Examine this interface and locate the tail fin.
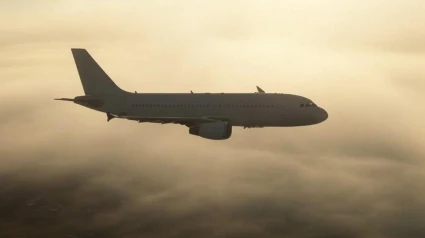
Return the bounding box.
[71,48,126,95]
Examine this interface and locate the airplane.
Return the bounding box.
[55,49,328,140]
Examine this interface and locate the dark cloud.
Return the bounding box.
[1,110,424,238]
[1,150,425,237]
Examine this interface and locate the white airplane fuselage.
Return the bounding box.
[75,92,328,128]
[57,49,328,140]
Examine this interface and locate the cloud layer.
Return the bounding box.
[1,0,425,237]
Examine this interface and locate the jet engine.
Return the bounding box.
[189,121,232,140]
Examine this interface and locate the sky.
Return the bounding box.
[1,0,425,237]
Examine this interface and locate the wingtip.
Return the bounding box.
[256,86,265,93]
[106,112,116,122]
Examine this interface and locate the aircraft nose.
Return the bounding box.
[317,107,328,123]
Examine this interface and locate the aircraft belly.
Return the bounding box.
[126,107,289,127]
[227,112,274,127]
[279,112,312,127]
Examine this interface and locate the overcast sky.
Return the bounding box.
[1,0,425,237]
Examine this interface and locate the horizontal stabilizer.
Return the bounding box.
[54,98,75,102]
[54,97,104,108]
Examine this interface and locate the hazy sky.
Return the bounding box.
[1,0,425,237]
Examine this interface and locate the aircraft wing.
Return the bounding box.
[111,114,228,126]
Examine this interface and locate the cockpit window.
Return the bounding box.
[301,102,317,108]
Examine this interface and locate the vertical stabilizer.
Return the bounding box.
[71,48,126,95]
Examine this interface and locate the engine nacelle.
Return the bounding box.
[189,121,232,140]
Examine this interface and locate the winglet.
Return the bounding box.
[106,112,116,122]
[256,86,265,93]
